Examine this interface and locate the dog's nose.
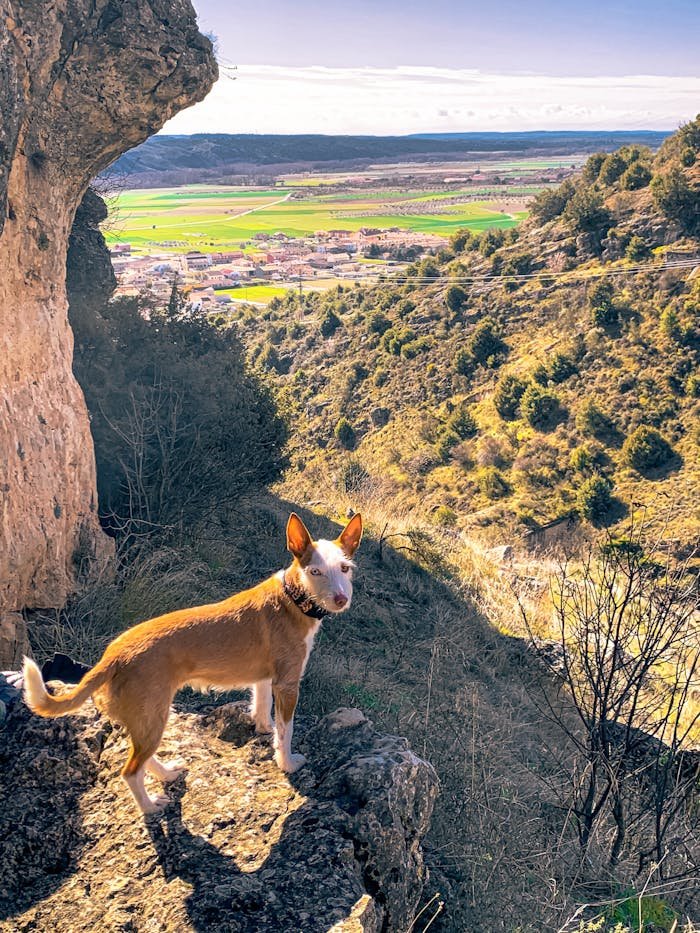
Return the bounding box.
[334,593,348,608]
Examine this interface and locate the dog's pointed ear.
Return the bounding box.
[338,513,363,557]
[287,512,313,560]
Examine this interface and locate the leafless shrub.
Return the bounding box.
[517,522,700,890]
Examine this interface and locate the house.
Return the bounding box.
[185,251,211,271]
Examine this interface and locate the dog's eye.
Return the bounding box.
[340,564,349,573]
[309,568,322,576]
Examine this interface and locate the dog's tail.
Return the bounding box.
[23,656,114,717]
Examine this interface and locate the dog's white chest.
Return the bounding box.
[301,620,321,675]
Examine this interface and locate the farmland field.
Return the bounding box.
[103,183,529,253]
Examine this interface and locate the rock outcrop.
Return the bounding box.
[0,696,437,932]
[0,1,217,665]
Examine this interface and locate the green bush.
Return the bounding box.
[335,417,356,450]
[469,318,507,367]
[494,374,528,420]
[454,347,473,377]
[547,352,577,384]
[651,167,700,236]
[446,404,478,440]
[576,400,613,438]
[577,474,613,521]
[564,187,612,235]
[400,336,432,359]
[520,384,562,430]
[590,280,619,327]
[445,285,468,314]
[530,179,575,222]
[320,308,342,337]
[433,505,458,527]
[382,326,415,355]
[570,445,593,473]
[368,310,391,335]
[622,425,675,472]
[625,235,649,261]
[621,161,652,190]
[598,152,627,185]
[478,466,510,500]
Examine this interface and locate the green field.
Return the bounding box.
[104,184,528,252]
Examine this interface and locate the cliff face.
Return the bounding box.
[0,700,438,932]
[0,1,217,664]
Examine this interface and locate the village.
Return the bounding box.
[109,226,445,306]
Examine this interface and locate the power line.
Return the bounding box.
[360,257,698,287]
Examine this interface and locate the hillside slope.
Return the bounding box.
[229,116,699,552]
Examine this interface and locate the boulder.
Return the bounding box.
[0,699,437,932]
[0,1,217,664]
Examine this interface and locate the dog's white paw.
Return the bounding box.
[275,752,307,773]
[141,793,170,815]
[255,720,274,735]
[159,759,187,782]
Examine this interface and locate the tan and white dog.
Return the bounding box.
[23,512,362,814]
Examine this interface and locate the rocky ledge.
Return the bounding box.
[0,696,437,932]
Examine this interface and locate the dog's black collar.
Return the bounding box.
[282,573,329,620]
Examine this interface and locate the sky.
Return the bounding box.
[161,0,700,135]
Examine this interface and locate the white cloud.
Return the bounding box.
[161,64,700,135]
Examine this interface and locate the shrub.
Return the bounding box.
[685,373,700,397]
[368,310,391,335]
[334,417,356,450]
[570,445,593,473]
[621,161,652,190]
[70,294,287,537]
[340,458,370,493]
[382,326,415,355]
[449,228,473,252]
[520,384,562,430]
[446,404,478,440]
[373,367,388,387]
[598,152,627,185]
[547,352,576,384]
[625,235,649,261]
[532,364,549,386]
[445,285,468,314]
[589,280,619,327]
[478,228,505,257]
[530,179,575,222]
[478,466,510,500]
[433,505,458,527]
[454,347,473,377]
[494,374,528,420]
[576,474,613,521]
[651,167,699,236]
[469,318,507,367]
[436,429,460,462]
[320,308,342,337]
[400,336,432,359]
[564,187,611,235]
[576,400,613,438]
[622,425,675,472]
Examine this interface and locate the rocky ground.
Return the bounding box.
[0,683,437,933]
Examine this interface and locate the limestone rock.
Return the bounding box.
[0,700,437,932]
[0,1,217,663]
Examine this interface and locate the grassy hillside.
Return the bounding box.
[225,116,700,554]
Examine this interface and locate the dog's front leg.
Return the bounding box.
[272,682,306,773]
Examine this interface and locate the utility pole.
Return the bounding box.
[298,274,303,300]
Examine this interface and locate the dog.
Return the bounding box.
[23,512,362,814]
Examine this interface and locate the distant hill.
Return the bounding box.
[105,130,670,188]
